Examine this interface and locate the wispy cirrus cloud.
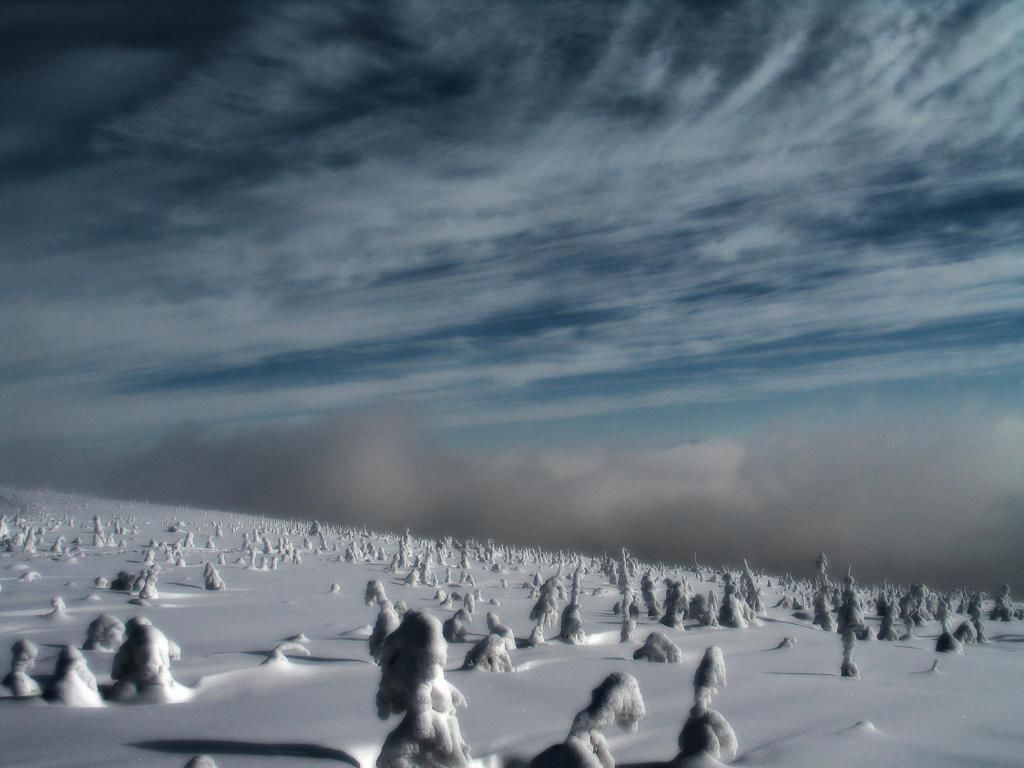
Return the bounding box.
[1,0,1023,449]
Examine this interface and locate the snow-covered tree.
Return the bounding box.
[677,647,737,764]
[620,610,635,643]
[443,609,472,644]
[366,580,388,607]
[531,578,560,629]
[877,601,899,641]
[203,562,226,591]
[559,597,587,645]
[376,611,471,768]
[641,571,661,618]
[44,646,103,707]
[527,623,546,647]
[661,580,687,629]
[840,630,860,677]
[836,569,866,637]
[990,585,1014,622]
[139,565,160,601]
[953,619,978,646]
[485,611,517,651]
[812,587,836,632]
[3,639,40,697]
[110,617,182,702]
[935,618,964,654]
[530,672,645,768]
[84,613,126,652]
[718,575,749,630]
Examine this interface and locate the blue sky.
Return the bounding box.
[1,1,1023,584]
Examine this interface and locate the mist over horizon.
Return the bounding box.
[4,405,1021,592]
[2,1,1023,594]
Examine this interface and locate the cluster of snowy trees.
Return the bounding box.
[767,554,1011,670]
[3,615,182,705]
[1,500,1020,768]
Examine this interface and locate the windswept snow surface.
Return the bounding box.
[0,489,1021,768]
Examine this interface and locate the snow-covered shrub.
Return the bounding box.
[632,631,682,663]
[203,562,226,591]
[443,609,472,643]
[530,672,645,768]
[84,613,126,651]
[376,611,471,768]
[677,647,737,764]
[262,641,311,666]
[46,595,68,619]
[370,601,402,664]
[111,570,135,591]
[462,634,514,672]
[877,602,899,641]
[718,575,748,630]
[953,619,978,645]
[3,639,40,697]
[110,617,182,701]
[935,618,964,654]
[44,646,103,707]
[366,580,388,607]
[527,623,546,647]
[559,599,587,645]
[486,611,516,651]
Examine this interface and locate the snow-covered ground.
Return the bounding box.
[1,489,1021,768]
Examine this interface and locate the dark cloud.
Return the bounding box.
[0,0,252,176]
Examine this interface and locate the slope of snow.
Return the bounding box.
[0,489,1021,768]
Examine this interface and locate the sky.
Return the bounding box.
[2,1,1023,588]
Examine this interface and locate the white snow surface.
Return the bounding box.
[0,489,1021,768]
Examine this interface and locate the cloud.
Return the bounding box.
[1,0,1023,611]
[6,406,1020,591]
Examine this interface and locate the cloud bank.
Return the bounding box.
[8,407,1020,591]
